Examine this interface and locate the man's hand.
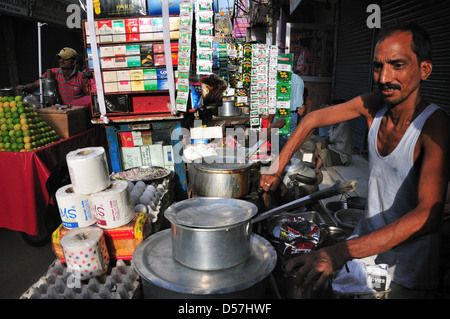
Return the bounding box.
[259,173,284,193]
[284,244,348,292]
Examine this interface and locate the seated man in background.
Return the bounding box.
[312,121,352,172]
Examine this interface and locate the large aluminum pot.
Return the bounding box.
[164,197,258,270]
[189,154,252,198]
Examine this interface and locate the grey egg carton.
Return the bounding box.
[20,259,141,299]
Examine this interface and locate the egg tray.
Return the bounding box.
[20,259,142,299]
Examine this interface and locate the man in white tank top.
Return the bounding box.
[260,23,449,298]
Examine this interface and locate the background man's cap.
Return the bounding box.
[56,47,77,59]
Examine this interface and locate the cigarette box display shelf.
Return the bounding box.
[82,16,180,118]
[95,117,188,201]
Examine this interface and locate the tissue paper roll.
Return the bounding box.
[66,147,111,194]
[91,180,134,229]
[55,184,96,228]
[60,227,110,280]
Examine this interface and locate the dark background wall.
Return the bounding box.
[0,14,83,87]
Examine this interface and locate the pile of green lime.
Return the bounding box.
[0,96,62,152]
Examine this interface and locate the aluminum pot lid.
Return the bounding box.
[164,197,257,228]
[132,230,277,295]
[192,155,252,170]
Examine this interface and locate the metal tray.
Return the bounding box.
[132,229,276,297]
[110,166,170,182]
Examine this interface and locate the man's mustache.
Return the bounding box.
[379,83,401,90]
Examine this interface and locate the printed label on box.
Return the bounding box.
[117,70,130,81]
[125,18,140,41]
[139,17,153,40]
[163,145,174,166]
[118,80,131,92]
[141,131,152,145]
[143,69,157,80]
[149,144,164,167]
[140,146,152,166]
[144,80,158,91]
[122,147,142,170]
[131,80,145,91]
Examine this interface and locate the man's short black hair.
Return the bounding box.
[376,22,432,64]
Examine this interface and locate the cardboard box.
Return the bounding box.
[101,57,115,69]
[143,68,157,80]
[157,79,168,90]
[102,70,117,83]
[36,105,86,139]
[104,82,118,93]
[144,80,157,91]
[117,70,130,81]
[153,54,165,66]
[100,46,114,58]
[126,44,141,67]
[121,147,142,169]
[152,18,163,40]
[139,17,153,41]
[156,68,167,79]
[130,69,144,81]
[117,70,131,92]
[98,20,112,43]
[149,144,164,167]
[94,0,147,18]
[140,145,152,165]
[153,43,164,53]
[113,45,127,68]
[169,17,180,39]
[112,19,126,42]
[125,18,140,41]
[163,145,174,166]
[140,44,154,67]
[51,213,151,262]
[190,126,223,139]
[131,80,145,91]
[141,130,152,145]
[120,131,143,147]
[118,80,131,92]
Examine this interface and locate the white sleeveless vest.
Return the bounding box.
[353,103,441,290]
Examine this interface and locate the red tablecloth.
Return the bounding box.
[0,126,107,235]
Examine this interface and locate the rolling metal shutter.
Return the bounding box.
[333,0,377,154]
[334,0,450,154]
[380,0,450,115]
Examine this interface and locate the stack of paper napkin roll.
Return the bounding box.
[56,146,134,230]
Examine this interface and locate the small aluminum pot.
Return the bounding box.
[164,197,258,271]
[171,222,253,270]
